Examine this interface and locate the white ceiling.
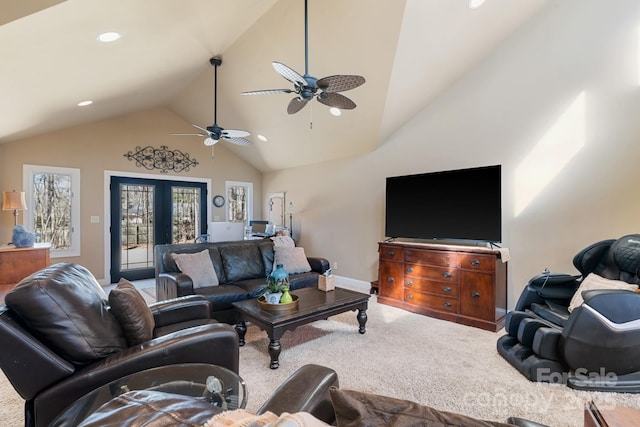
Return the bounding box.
[0,0,551,173]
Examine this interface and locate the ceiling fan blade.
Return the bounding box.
[317,75,366,93]
[222,129,250,138]
[170,133,208,137]
[192,124,211,134]
[242,89,294,96]
[287,97,309,114]
[317,92,357,110]
[273,62,307,87]
[223,136,253,147]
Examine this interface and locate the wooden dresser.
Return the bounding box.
[0,244,51,286]
[377,241,507,331]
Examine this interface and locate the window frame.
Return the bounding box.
[23,164,81,258]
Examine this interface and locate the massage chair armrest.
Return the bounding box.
[582,290,640,323]
[150,295,211,327]
[514,274,580,311]
[34,323,240,427]
[308,257,330,274]
[156,272,195,300]
[256,364,339,425]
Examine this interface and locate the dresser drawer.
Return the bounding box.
[458,253,495,272]
[405,264,457,283]
[404,290,457,313]
[404,277,458,297]
[405,249,457,267]
[379,244,404,262]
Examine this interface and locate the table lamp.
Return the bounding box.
[3,190,27,226]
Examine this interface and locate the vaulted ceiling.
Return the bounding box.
[0,0,550,172]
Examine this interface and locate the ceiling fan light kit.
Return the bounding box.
[171,57,252,156]
[242,0,365,115]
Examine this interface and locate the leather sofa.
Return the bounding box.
[497,234,640,392]
[155,239,330,323]
[0,262,239,427]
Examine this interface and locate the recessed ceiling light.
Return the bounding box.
[330,107,342,116]
[77,100,93,107]
[469,0,486,9]
[257,134,268,142]
[97,31,121,43]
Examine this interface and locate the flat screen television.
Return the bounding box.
[385,165,502,243]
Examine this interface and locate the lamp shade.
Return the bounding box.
[2,191,27,211]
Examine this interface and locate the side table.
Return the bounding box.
[584,400,640,426]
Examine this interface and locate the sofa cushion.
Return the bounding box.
[274,246,312,274]
[329,388,515,427]
[172,249,219,288]
[568,273,639,312]
[219,243,265,282]
[109,278,155,346]
[256,240,276,276]
[195,285,252,311]
[5,263,127,364]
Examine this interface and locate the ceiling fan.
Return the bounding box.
[172,57,252,156]
[242,0,365,115]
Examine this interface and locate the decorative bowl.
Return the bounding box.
[257,294,299,313]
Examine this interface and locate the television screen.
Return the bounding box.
[385,165,502,243]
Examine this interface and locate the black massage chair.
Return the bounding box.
[497,234,640,392]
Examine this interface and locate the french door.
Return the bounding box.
[110,176,207,282]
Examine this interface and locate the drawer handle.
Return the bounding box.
[406,280,413,286]
[471,291,480,298]
[471,260,480,266]
[407,267,413,273]
[407,293,413,300]
[443,286,452,293]
[387,277,394,283]
[388,251,395,257]
[443,302,452,308]
[443,272,452,278]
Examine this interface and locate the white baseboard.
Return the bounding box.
[333,275,371,293]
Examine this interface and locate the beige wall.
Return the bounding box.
[265,0,640,308]
[0,107,262,282]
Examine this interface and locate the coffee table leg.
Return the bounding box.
[357,308,367,334]
[236,320,247,346]
[268,338,281,369]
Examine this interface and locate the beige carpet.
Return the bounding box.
[1,290,639,426]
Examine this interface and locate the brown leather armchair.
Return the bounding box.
[0,262,239,427]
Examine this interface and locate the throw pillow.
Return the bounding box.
[329,388,515,427]
[568,273,639,312]
[171,249,219,288]
[271,236,295,247]
[109,278,155,346]
[274,246,312,274]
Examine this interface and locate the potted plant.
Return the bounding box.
[261,273,289,304]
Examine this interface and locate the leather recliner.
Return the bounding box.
[497,234,640,392]
[0,262,239,427]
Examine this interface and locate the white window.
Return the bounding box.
[23,165,81,257]
[225,181,253,224]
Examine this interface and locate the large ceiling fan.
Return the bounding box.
[172,57,252,156]
[242,0,365,115]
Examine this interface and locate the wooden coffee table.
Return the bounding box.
[232,287,370,369]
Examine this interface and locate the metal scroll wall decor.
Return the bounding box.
[124,145,198,174]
